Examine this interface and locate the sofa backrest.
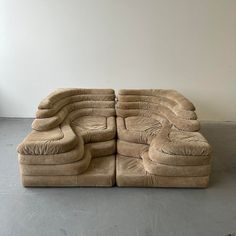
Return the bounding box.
[116,89,200,131]
[32,88,116,131]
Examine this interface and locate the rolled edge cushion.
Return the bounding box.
[117,140,212,166]
[32,108,116,131]
[37,99,115,118]
[118,89,195,111]
[141,151,211,177]
[38,88,115,109]
[17,123,78,155]
[19,148,91,176]
[19,138,116,165]
[18,135,84,165]
[116,108,200,132]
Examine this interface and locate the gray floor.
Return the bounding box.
[0,118,235,236]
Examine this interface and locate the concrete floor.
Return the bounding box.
[0,118,235,236]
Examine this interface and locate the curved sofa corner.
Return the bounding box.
[17,88,116,187]
[116,89,212,188]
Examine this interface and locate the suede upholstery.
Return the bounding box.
[17,88,212,188]
[17,89,116,187]
[116,89,212,188]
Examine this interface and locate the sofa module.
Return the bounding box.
[17,88,116,187]
[116,89,212,188]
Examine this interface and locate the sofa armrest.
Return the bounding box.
[17,122,78,155]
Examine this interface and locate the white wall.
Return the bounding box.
[0,0,236,120]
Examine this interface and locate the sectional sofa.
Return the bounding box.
[17,88,212,188]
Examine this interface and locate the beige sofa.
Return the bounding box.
[17,88,212,188]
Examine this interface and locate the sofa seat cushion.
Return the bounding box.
[150,129,212,159]
[73,116,107,130]
[71,116,116,143]
[117,116,162,144]
[116,155,209,188]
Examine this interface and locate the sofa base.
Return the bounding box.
[21,155,115,187]
[116,155,209,188]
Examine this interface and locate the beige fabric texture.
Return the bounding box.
[17,88,116,187]
[17,88,212,188]
[116,89,212,188]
